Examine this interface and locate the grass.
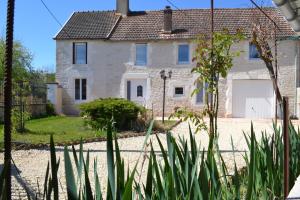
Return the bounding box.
[0,116,105,147]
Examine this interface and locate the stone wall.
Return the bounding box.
[56,39,299,118]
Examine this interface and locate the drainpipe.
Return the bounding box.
[296,42,300,118]
[273,0,300,32]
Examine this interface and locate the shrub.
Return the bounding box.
[46,101,56,116]
[12,107,31,133]
[79,98,144,131]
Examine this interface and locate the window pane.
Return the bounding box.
[196,82,204,103]
[127,81,131,100]
[175,87,184,95]
[75,79,80,100]
[75,43,87,64]
[137,85,143,97]
[81,79,87,100]
[136,44,147,65]
[205,82,212,103]
[178,44,189,64]
[249,43,259,59]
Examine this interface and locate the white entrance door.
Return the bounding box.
[128,79,147,106]
[232,80,274,119]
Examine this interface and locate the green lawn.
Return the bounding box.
[0,116,105,147]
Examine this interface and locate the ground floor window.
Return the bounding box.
[196,82,210,104]
[75,78,87,100]
[137,85,143,97]
[174,87,184,96]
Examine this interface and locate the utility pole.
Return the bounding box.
[4,0,16,198]
[209,0,214,134]
[283,97,290,198]
[274,23,278,124]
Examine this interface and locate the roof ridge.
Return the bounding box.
[74,10,116,14]
[73,7,277,14]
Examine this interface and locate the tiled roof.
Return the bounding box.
[55,11,120,39]
[54,8,296,41]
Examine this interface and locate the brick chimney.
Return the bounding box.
[163,6,172,34]
[116,0,129,16]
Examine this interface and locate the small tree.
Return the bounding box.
[173,30,244,148]
[193,30,244,140]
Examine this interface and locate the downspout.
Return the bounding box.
[296,41,300,118]
[273,0,300,32]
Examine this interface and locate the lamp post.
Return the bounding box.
[160,70,172,124]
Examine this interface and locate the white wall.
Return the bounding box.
[56,39,298,117]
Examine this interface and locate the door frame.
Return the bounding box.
[120,73,151,108]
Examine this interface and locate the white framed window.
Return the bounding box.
[75,78,87,100]
[174,87,184,97]
[135,44,147,66]
[73,42,87,64]
[178,44,190,64]
[249,43,260,59]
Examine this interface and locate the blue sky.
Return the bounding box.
[0,0,274,72]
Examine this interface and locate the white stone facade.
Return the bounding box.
[56,39,299,118]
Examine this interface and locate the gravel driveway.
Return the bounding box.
[1,118,298,199]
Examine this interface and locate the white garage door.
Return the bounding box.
[232,80,274,119]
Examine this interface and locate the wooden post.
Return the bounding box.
[283,96,290,198]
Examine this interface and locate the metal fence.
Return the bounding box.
[0,81,47,122]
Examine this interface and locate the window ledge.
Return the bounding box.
[173,95,186,99]
[248,57,261,61]
[74,100,87,104]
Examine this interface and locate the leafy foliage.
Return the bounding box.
[174,30,245,137]
[0,38,33,83]
[11,107,31,133]
[80,98,145,131]
[46,101,56,116]
[1,122,300,199]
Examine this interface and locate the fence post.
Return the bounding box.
[283,96,290,198]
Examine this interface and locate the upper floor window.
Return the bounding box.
[135,44,147,66]
[75,78,87,100]
[137,85,143,97]
[249,43,260,59]
[178,44,189,64]
[73,42,87,64]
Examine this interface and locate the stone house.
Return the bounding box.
[53,0,300,119]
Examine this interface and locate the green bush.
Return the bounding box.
[46,101,56,116]
[79,98,144,131]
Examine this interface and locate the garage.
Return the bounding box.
[232,79,275,119]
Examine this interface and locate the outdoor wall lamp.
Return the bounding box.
[160,69,172,124]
